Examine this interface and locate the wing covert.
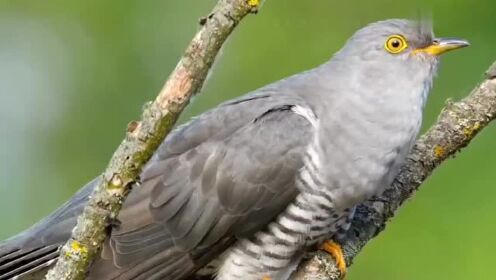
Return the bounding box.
[101,96,316,278]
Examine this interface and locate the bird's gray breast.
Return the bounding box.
[308,81,426,211]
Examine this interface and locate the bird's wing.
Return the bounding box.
[0,178,97,280]
[91,93,315,279]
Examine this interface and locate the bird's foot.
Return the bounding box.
[262,276,272,280]
[319,240,347,279]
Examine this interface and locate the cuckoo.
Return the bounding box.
[0,19,468,280]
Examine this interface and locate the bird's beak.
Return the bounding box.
[414,38,470,56]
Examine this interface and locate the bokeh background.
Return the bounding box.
[0,0,495,279]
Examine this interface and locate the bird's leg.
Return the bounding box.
[318,208,354,278]
[262,276,272,280]
[319,240,347,278]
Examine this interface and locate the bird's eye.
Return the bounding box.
[384,35,408,54]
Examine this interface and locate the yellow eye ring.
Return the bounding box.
[384,35,408,54]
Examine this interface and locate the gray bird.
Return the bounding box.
[0,19,468,280]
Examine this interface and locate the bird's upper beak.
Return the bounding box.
[414,37,470,56]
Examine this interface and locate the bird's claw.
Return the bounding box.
[319,240,347,279]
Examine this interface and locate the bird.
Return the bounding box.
[0,19,468,280]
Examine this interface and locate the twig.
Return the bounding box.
[44,1,260,279]
[293,61,496,279]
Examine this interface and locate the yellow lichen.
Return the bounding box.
[463,121,481,137]
[107,174,124,194]
[111,174,123,188]
[433,145,445,158]
[248,0,259,7]
[66,240,88,257]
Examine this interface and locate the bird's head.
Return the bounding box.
[334,19,469,77]
[325,19,469,105]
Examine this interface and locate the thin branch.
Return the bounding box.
[44,1,260,279]
[293,61,496,279]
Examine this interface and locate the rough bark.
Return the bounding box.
[44,1,260,279]
[292,61,496,279]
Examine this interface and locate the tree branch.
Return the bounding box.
[293,61,496,279]
[44,1,260,279]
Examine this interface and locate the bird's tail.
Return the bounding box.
[0,178,98,280]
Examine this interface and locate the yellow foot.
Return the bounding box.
[262,276,272,280]
[319,240,347,278]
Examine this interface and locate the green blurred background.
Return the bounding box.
[0,0,495,279]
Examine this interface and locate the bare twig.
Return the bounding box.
[44,1,261,279]
[293,62,496,279]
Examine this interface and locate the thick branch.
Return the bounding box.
[293,61,496,279]
[44,1,260,279]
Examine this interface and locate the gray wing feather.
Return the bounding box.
[0,178,98,279]
[0,90,315,280]
[93,93,314,278]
